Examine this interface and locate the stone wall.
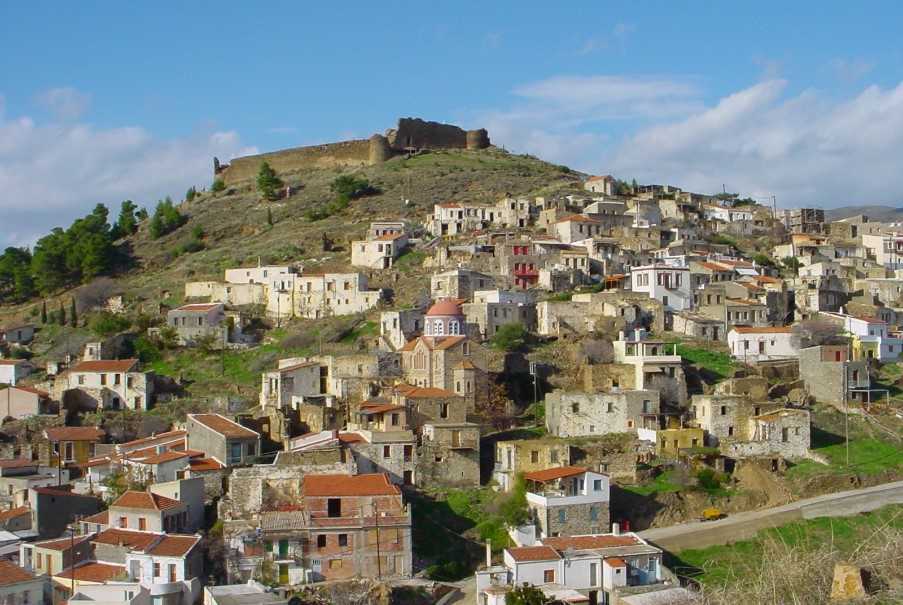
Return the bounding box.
[217,139,371,184]
[534,501,610,537]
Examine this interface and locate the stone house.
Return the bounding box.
[351,231,409,270]
[553,215,608,243]
[58,359,154,411]
[0,359,32,387]
[259,360,322,411]
[672,311,724,341]
[641,427,706,457]
[462,299,535,340]
[691,394,783,446]
[493,439,573,492]
[522,466,611,539]
[185,414,261,467]
[343,401,417,486]
[379,308,424,352]
[721,408,811,459]
[166,302,231,347]
[231,473,411,585]
[0,460,67,512]
[400,334,488,411]
[0,324,35,346]
[430,268,495,301]
[545,390,661,438]
[584,175,615,195]
[266,272,383,320]
[798,345,870,406]
[0,385,51,420]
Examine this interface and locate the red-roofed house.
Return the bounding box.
[57,358,153,411]
[186,414,260,467]
[476,529,666,605]
[400,332,488,411]
[522,467,611,539]
[108,490,189,534]
[238,473,411,585]
[0,559,45,604]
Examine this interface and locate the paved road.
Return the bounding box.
[639,480,903,552]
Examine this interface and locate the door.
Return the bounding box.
[279,539,289,558]
[279,563,289,585]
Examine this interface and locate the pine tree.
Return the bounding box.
[40,300,47,324]
[70,298,77,327]
[256,162,283,201]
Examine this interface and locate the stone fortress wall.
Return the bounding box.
[214,117,491,184]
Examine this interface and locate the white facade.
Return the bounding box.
[70,584,151,604]
[727,328,797,361]
[0,360,30,386]
[629,265,692,311]
[862,232,903,270]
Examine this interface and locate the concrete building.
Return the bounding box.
[0,559,46,604]
[266,272,383,320]
[475,531,668,605]
[727,326,797,362]
[612,330,686,406]
[799,345,870,406]
[0,325,35,346]
[186,414,261,467]
[493,439,573,493]
[430,268,495,301]
[351,231,409,269]
[58,359,153,411]
[379,308,424,352]
[0,385,51,420]
[819,312,903,361]
[0,360,32,387]
[629,264,692,312]
[584,175,615,195]
[545,390,660,438]
[522,466,611,539]
[553,215,608,243]
[862,231,903,270]
[42,426,105,468]
[166,303,232,347]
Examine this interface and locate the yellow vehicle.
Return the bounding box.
[700,507,725,522]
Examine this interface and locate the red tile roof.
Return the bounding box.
[44,426,105,442]
[0,385,49,397]
[188,414,259,439]
[507,545,561,562]
[426,299,463,317]
[400,335,467,352]
[542,534,640,551]
[303,473,400,497]
[81,510,109,525]
[119,430,187,450]
[189,457,224,472]
[0,360,28,366]
[93,528,160,551]
[147,534,200,557]
[337,432,365,444]
[524,466,589,483]
[111,491,182,511]
[69,359,139,373]
[0,560,38,587]
[394,385,458,399]
[57,562,125,583]
[0,458,36,469]
[731,326,793,334]
[606,557,627,567]
[359,403,405,415]
[0,506,30,523]
[556,214,601,224]
[135,450,190,465]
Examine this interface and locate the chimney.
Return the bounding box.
[486,540,492,567]
[618,331,625,342]
[612,522,620,536]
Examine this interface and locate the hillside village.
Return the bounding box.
[0,119,901,605]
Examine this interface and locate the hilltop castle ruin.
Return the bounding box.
[213,117,490,184]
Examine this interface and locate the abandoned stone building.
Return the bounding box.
[545,390,661,438]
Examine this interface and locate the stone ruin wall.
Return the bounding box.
[215,117,491,184]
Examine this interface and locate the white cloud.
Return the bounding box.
[484,74,903,208]
[608,80,903,206]
[0,103,256,247]
[36,87,92,120]
[577,22,635,55]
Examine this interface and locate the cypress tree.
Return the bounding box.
[58,300,66,326]
[70,298,77,327]
[267,207,273,226]
[41,300,47,324]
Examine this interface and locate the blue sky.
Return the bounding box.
[2,2,903,245]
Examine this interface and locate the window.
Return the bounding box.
[593,479,602,491]
[543,569,555,583]
[440,403,449,419]
[531,450,539,463]
[390,413,400,426]
[169,564,177,583]
[64,442,74,462]
[571,402,579,414]
[120,517,128,529]
[100,373,107,386]
[590,506,598,521]
[138,517,146,531]
[558,509,566,523]
[728,426,734,436]
[229,442,242,464]
[403,445,413,462]
[338,534,348,547]
[383,445,391,458]
[606,402,613,413]
[329,559,343,570]
[550,450,559,463]
[153,562,160,577]
[317,535,327,548]
[327,498,341,518]
[720,405,727,416]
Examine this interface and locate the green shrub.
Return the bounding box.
[211,179,226,193]
[90,312,131,337]
[330,174,375,199]
[148,197,186,239]
[491,323,528,351]
[133,336,161,363]
[256,162,283,201]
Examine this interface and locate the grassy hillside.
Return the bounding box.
[0,148,580,325]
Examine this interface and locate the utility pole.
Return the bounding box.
[373,500,381,580]
[843,356,850,466]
